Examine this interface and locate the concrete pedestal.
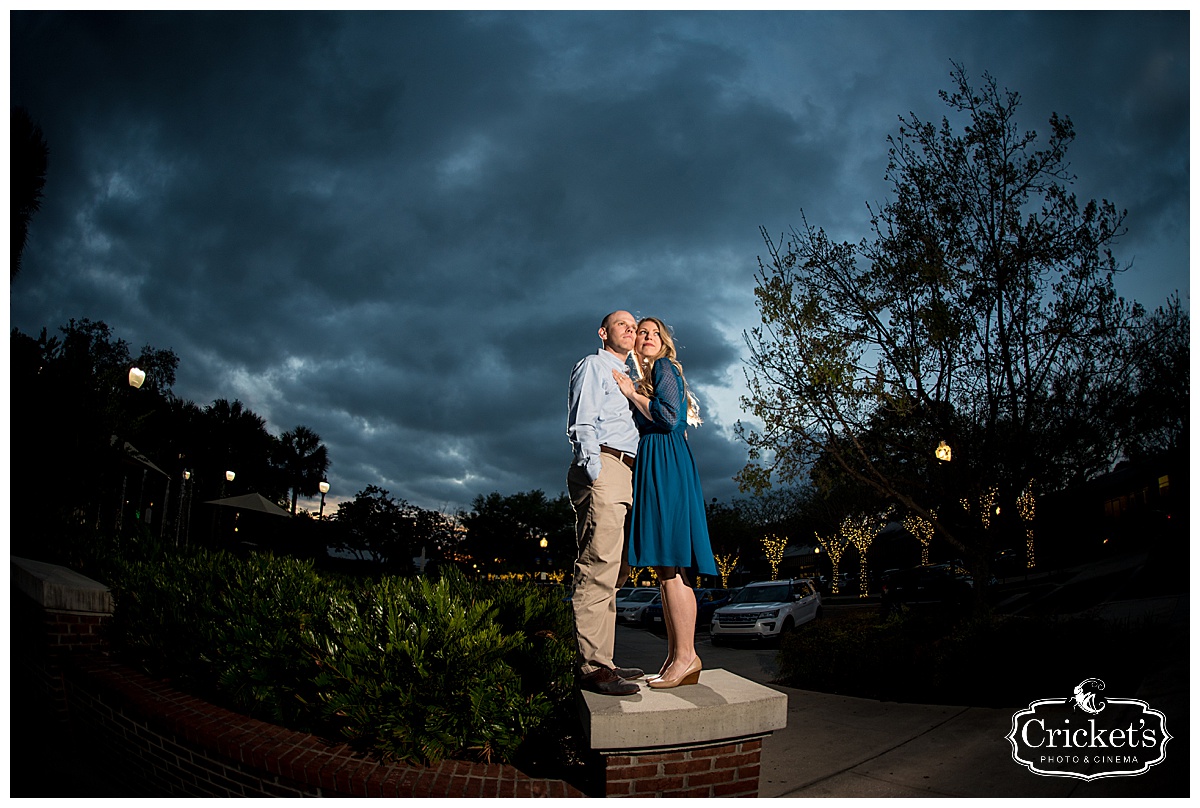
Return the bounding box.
[579,668,788,797]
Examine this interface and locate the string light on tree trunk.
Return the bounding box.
[714,554,739,588]
[902,510,936,566]
[1017,480,1037,569]
[761,533,788,579]
[814,527,849,595]
[842,515,880,598]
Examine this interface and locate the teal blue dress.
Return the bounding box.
[627,358,717,576]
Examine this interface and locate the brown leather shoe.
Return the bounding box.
[579,667,640,696]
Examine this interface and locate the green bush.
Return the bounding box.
[777,608,1175,707]
[98,547,576,766]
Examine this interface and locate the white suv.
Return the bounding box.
[710,579,821,642]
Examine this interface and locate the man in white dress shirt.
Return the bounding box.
[566,310,645,695]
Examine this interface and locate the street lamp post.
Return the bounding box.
[176,470,192,546]
[318,481,330,519]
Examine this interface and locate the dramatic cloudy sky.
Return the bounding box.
[8,10,1190,517]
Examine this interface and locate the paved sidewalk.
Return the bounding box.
[759,596,1190,798]
[614,592,1189,798]
[759,657,1188,798]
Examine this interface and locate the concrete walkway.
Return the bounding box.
[613,591,1189,798]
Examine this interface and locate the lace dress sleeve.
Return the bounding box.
[647,358,683,431]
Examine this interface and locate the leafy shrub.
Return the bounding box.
[308,569,554,763]
[99,547,575,766]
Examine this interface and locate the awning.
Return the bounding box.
[204,493,292,518]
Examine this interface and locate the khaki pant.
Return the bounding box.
[568,453,633,676]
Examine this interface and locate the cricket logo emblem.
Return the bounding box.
[1007,678,1171,780]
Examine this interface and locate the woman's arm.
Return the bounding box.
[645,359,682,430]
[612,368,653,419]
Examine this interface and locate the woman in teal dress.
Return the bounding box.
[612,317,716,689]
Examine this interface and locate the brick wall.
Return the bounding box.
[602,738,764,797]
[62,655,584,798]
[15,559,772,799]
[11,586,111,722]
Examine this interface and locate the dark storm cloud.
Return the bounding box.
[10,10,1189,514]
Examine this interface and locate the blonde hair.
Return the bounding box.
[635,317,702,426]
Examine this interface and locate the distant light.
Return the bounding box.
[226,470,236,482]
[539,537,548,549]
[319,481,330,494]
[935,441,952,462]
[183,470,191,480]
[128,367,146,388]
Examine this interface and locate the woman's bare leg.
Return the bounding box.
[656,571,698,680]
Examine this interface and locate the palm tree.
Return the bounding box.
[278,425,330,515]
[12,106,49,281]
[201,399,278,499]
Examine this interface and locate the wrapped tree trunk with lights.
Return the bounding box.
[737,63,1149,593]
[903,511,936,566]
[714,554,739,588]
[761,534,787,580]
[842,515,881,598]
[814,527,849,595]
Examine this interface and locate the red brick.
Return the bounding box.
[414,769,439,797]
[714,750,760,769]
[714,779,758,797]
[629,776,684,793]
[604,778,632,796]
[686,767,736,787]
[736,764,761,781]
[690,743,739,758]
[315,755,349,793]
[609,762,662,781]
[394,766,423,797]
[664,758,713,775]
[349,760,383,796]
[663,785,713,797]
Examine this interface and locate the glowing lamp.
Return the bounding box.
[935,441,952,462]
[226,470,236,482]
[319,481,330,494]
[128,367,146,388]
[539,537,548,548]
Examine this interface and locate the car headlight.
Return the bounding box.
[746,609,780,620]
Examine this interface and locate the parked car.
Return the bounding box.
[710,579,821,643]
[641,588,730,631]
[697,588,731,624]
[615,587,660,624]
[879,563,974,613]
